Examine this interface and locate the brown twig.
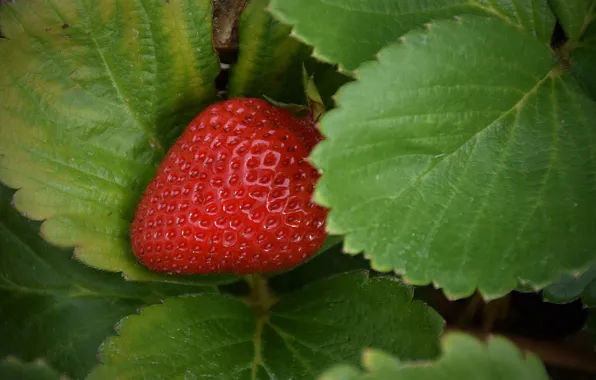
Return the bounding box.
[211,0,249,51]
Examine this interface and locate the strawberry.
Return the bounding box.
[130,98,328,274]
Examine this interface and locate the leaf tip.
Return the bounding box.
[34,358,48,366]
[368,261,392,273]
[9,189,32,219]
[440,285,477,302]
[3,355,18,363]
[304,154,313,165]
[38,224,49,240]
[344,248,363,257]
[113,320,123,332]
[341,240,361,255]
[399,273,429,290]
[480,292,503,303]
[361,348,376,366]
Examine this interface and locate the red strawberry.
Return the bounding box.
[130,98,328,274]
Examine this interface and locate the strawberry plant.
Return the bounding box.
[1,0,595,379]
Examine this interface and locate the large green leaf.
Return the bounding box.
[310,16,596,300]
[269,0,555,72]
[0,184,209,379]
[0,358,62,380]
[543,264,596,307]
[318,332,549,380]
[89,272,444,379]
[0,0,235,284]
[548,0,595,41]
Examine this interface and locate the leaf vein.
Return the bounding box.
[75,0,161,152]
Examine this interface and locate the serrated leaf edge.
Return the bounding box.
[312,15,592,301]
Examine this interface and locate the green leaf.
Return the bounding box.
[0,184,210,379]
[310,16,596,300]
[318,332,549,380]
[549,0,596,101]
[228,0,304,102]
[228,0,350,107]
[0,358,62,380]
[548,0,595,41]
[269,240,370,294]
[269,0,555,72]
[305,60,353,109]
[89,272,444,379]
[543,264,596,307]
[0,0,235,285]
[569,7,596,100]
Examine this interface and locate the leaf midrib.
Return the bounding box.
[250,314,266,380]
[335,66,561,290]
[341,66,559,219]
[403,67,558,197]
[367,65,564,297]
[75,0,162,153]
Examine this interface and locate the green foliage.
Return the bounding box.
[269,0,555,72]
[268,241,370,294]
[319,332,549,380]
[228,0,306,102]
[309,15,596,300]
[553,1,596,100]
[0,358,62,380]
[229,0,351,106]
[548,0,595,40]
[544,264,596,307]
[0,183,210,378]
[89,272,443,379]
[0,0,234,285]
[1,0,595,378]
[570,21,596,100]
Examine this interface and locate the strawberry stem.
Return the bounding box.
[243,274,274,378]
[244,274,277,316]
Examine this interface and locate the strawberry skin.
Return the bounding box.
[130,98,328,274]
